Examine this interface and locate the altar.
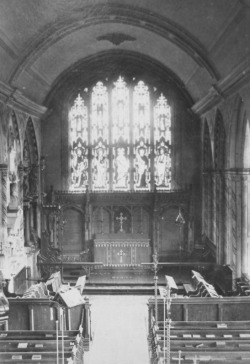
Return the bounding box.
[94,235,152,267]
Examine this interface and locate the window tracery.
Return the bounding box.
[69,77,172,192]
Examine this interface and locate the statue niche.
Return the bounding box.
[8,181,19,211]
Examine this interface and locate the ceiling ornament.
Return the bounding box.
[96,33,136,46]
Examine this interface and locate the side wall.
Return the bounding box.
[201,81,250,279]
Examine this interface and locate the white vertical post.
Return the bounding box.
[60,308,64,364]
[163,296,166,363]
[56,320,59,364]
[178,350,181,364]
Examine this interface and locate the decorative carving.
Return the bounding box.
[114,207,131,233]
[96,33,136,46]
[0,165,8,226]
[8,180,19,210]
[29,164,39,197]
[46,185,55,205]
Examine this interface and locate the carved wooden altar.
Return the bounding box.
[94,235,151,267]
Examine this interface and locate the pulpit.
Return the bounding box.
[94,234,151,267]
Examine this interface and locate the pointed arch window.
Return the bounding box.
[69,77,172,192]
[69,94,88,190]
[154,94,171,189]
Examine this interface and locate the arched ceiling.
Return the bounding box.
[0,0,249,109]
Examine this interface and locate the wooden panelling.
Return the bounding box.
[148,297,250,324]
[63,208,83,254]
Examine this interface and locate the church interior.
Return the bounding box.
[0,1,250,363]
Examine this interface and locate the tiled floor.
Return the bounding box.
[84,295,151,364]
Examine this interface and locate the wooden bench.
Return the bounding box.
[0,352,72,364]
[0,329,85,364]
[8,296,91,350]
[0,329,78,340]
[148,296,250,325]
[149,319,250,364]
[148,318,250,364]
[156,320,250,329]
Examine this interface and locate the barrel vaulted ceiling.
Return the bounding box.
[0,0,249,114]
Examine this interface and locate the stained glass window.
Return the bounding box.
[91,82,109,190]
[69,78,172,191]
[133,81,150,190]
[154,94,171,189]
[112,77,130,190]
[69,94,89,190]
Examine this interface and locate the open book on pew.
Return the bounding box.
[165,275,178,291]
[53,287,85,308]
[75,275,86,294]
[46,271,62,293]
[159,276,178,297]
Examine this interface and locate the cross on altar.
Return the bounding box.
[116,212,127,232]
[117,249,126,263]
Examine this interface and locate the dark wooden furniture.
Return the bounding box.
[8,297,91,351]
[149,319,250,364]
[0,329,84,364]
[148,296,250,326]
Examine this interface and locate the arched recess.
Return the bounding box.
[113,206,131,234]
[202,120,213,241]
[0,118,6,163]
[92,207,111,235]
[61,206,85,255]
[213,110,226,264]
[7,111,21,198]
[5,110,26,267]
[158,205,185,261]
[23,117,39,247]
[7,110,21,214]
[132,207,150,236]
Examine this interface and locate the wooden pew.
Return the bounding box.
[156,320,250,330]
[8,296,91,350]
[148,296,250,325]
[0,329,85,364]
[0,329,78,340]
[0,352,71,363]
[149,319,250,364]
[236,277,250,296]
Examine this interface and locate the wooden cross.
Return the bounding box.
[117,249,126,263]
[116,212,127,232]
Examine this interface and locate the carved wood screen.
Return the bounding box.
[62,208,84,254]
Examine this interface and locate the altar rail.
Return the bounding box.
[37,262,103,280]
[148,296,250,328]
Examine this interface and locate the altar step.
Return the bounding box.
[84,283,185,295]
[62,266,192,286]
[84,284,158,295]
